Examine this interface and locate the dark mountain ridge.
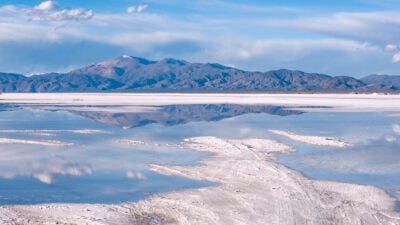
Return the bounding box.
[0,56,399,92]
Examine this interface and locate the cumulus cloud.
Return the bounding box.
[126,4,148,14]
[392,52,400,63]
[34,1,59,11]
[30,1,93,21]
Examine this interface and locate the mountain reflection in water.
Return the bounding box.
[73,104,303,128]
[0,103,303,128]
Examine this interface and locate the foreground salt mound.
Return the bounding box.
[130,137,398,225]
[0,137,399,224]
[269,129,351,147]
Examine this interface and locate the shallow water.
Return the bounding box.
[0,104,399,205]
[0,109,212,205]
[274,112,400,195]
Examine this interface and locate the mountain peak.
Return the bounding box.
[112,56,156,65]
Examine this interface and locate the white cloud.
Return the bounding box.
[31,8,94,22]
[392,52,400,63]
[385,44,398,52]
[264,11,400,45]
[1,1,94,22]
[126,6,135,14]
[137,5,148,12]
[126,4,148,14]
[392,124,400,134]
[34,1,59,11]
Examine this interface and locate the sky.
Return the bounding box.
[0,0,400,77]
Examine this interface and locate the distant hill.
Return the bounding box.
[361,74,400,89]
[0,56,398,92]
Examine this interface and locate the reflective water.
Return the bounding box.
[0,109,212,205]
[0,103,399,205]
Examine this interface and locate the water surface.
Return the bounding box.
[0,103,399,205]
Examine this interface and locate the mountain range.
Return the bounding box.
[0,55,399,92]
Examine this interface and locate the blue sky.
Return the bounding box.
[0,0,400,77]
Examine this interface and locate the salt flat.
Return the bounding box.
[0,93,400,224]
[1,93,400,112]
[0,136,399,224]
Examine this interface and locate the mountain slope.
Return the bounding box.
[0,73,27,92]
[361,75,400,89]
[0,56,398,92]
